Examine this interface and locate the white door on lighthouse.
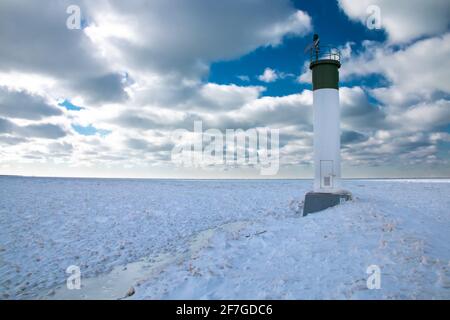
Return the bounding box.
[320,160,334,189]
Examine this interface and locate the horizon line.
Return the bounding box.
[1,174,450,181]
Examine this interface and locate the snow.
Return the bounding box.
[0,177,449,299]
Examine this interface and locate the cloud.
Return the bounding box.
[0,0,312,108]
[335,33,450,169]
[237,75,250,82]
[169,91,315,132]
[0,0,108,78]
[340,87,387,131]
[0,0,131,107]
[341,130,368,145]
[125,137,174,152]
[84,0,311,76]
[341,34,450,105]
[18,123,67,139]
[70,73,129,104]
[258,68,279,83]
[230,92,313,128]
[125,138,150,150]
[196,83,265,110]
[62,82,450,171]
[338,0,450,43]
[0,87,62,120]
[258,68,295,83]
[389,99,450,132]
[0,117,15,134]
[0,117,66,139]
[0,135,28,145]
[47,142,73,154]
[0,0,312,90]
[259,10,312,45]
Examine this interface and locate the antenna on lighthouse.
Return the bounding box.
[303,33,320,54]
[313,33,320,48]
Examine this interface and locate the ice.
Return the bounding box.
[0,177,449,299]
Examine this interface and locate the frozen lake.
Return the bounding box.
[0,177,449,299]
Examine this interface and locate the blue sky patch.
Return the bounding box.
[59,99,83,111]
[73,124,110,137]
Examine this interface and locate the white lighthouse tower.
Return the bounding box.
[303,34,352,215]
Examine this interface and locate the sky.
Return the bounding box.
[0,0,449,179]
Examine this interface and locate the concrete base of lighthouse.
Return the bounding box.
[303,190,352,216]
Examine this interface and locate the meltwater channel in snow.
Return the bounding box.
[0,177,449,299]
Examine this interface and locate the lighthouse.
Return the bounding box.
[303,34,352,215]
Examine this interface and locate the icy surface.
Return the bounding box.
[0,177,449,299]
